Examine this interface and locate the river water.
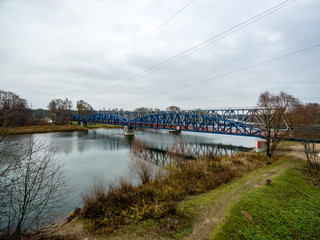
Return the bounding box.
[8,128,258,222]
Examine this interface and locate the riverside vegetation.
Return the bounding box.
[69,140,279,238]
[2,141,319,239]
[35,141,320,240]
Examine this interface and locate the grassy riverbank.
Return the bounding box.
[0,123,122,135]
[26,143,320,240]
[210,161,320,239]
[65,152,279,239]
[0,125,86,135]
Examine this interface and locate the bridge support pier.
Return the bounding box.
[169,130,181,134]
[124,126,134,136]
[169,126,181,134]
[256,138,267,152]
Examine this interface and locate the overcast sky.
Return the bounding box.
[0,0,319,110]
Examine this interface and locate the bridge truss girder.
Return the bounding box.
[72,111,261,137]
[97,108,277,128]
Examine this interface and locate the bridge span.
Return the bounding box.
[72,108,267,138]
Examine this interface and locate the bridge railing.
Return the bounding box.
[95,108,274,127]
[72,111,262,137]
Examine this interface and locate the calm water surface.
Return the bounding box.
[22,128,258,219]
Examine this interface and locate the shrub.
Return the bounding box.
[80,152,276,234]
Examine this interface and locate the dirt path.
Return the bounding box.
[183,159,298,240]
[38,221,91,239]
[281,143,307,160]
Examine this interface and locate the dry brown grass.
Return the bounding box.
[1,125,86,135]
[79,152,275,236]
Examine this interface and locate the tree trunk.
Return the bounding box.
[266,141,271,158]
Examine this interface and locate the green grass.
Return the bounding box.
[210,165,320,240]
[178,157,289,218]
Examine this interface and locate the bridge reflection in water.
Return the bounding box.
[130,140,251,166]
[59,130,252,166]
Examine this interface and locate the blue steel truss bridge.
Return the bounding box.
[72,108,276,138]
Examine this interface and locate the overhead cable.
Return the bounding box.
[134,43,320,104]
[96,0,296,96]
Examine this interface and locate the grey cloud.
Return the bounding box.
[0,0,319,110]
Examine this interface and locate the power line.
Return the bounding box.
[73,0,195,90]
[94,0,296,96]
[134,43,320,104]
[108,0,196,67]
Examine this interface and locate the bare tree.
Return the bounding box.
[302,136,320,172]
[0,134,20,234]
[76,100,94,116]
[134,107,149,111]
[48,98,74,124]
[166,106,181,112]
[0,90,32,127]
[134,107,156,112]
[293,103,320,172]
[0,136,72,239]
[257,91,299,158]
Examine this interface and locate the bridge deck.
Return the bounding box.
[72,110,262,137]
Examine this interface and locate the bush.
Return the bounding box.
[80,152,275,234]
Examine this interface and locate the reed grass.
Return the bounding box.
[80,152,276,235]
[0,125,86,135]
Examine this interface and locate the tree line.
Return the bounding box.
[47,98,94,125]
[0,90,95,127]
[256,91,320,174]
[0,90,185,127]
[0,90,32,127]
